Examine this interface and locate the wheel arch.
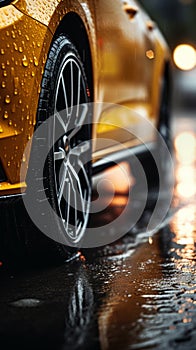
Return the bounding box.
[54,12,94,102]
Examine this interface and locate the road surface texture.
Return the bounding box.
[0,112,195,350]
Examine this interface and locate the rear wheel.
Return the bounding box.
[130,72,173,217]
[146,73,173,211]
[145,73,172,189]
[156,73,173,185]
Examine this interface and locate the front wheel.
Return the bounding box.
[29,35,92,248]
[0,35,92,264]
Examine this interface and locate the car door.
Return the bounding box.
[91,0,156,157]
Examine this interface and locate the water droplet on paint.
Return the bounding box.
[3,111,8,119]
[22,55,28,67]
[34,56,38,66]
[5,95,11,104]
[13,43,18,51]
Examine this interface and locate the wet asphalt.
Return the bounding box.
[0,114,195,350]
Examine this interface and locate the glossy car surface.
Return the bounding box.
[0,0,171,256]
[0,0,169,193]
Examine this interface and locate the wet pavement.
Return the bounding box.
[0,114,196,350]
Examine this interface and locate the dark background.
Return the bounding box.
[139,0,196,112]
[140,0,196,49]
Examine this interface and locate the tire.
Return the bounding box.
[156,74,173,186]
[129,73,173,215]
[146,73,173,209]
[146,73,172,189]
[0,35,92,265]
[157,73,172,152]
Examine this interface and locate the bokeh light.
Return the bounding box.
[174,131,196,164]
[174,131,196,199]
[173,44,196,70]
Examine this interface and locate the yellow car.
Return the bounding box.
[0,0,171,262]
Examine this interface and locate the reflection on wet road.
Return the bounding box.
[0,116,195,350]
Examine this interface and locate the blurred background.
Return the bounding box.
[140,0,196,115]
[140,0,196,213]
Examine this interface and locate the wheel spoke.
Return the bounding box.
[70,60,74,113]
[65,181,71,233]
[70,141,90,157]
[76,221,82,237]
[58,161,68,204]
[77,103,88,127]
[54,111,69,150]
[67,169,78,238]
[54,148,66,161]
[61,73,69,114]
[68,163,86,217]
[76,68,81,117]
[78,159,91,195]
[55,111,68,135]
[67,103,89,141]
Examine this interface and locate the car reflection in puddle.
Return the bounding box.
[0,128,196,350]
[91,129,196,350]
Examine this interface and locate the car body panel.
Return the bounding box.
[0,0,170,195]
[0,4,52,187]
